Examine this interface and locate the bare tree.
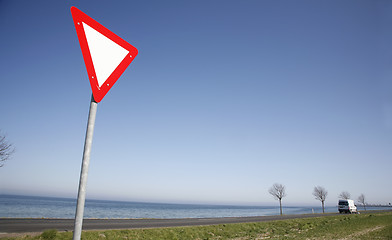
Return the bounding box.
[339,191,351,200]
[269,183,287,215]
[0,132,15,167]
[312,186,328,213]
[358,193,366,210]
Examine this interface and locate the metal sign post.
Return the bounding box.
[73,95,98,240]
[70,7,138,240]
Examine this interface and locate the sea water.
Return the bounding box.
[0,195,387,219]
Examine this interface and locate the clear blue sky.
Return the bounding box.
[1,0,391,206]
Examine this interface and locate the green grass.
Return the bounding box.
[2,212,392,240]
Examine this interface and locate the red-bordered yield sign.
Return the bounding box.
[71,6,138,102]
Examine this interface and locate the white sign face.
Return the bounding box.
[71,6,138,102]
[82,22,129,88]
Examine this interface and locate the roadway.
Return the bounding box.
[1,213,339,234]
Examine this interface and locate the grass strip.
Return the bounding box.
[2,212,391,240]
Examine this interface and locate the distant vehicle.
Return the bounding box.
[338,199,357,213]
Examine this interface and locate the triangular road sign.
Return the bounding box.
[71,6,138,102]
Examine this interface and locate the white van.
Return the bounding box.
[338,199,357,213]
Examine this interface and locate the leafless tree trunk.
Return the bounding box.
[313,186,328,213]
[358,193,366,210]
[339,191,351,200]
[0,132,15,167]
[269,183,286,215]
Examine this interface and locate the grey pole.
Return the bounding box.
[73,95,98,240]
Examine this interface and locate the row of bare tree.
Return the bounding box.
[269,183,367,215]
[0,133,370,214]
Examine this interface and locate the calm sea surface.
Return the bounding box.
[0,195,388,219]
